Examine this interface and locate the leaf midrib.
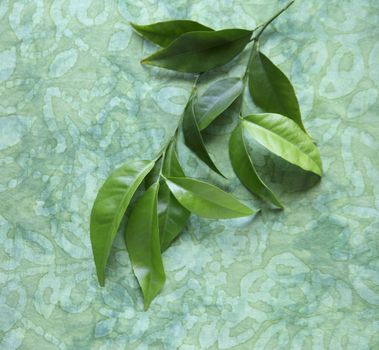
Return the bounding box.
[147,30,251,62]
[146,184,159,298]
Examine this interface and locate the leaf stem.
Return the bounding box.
[154,73,203,165]
[241,0,295,112]
[252,0,295,42]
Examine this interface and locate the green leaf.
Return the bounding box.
[144,158,162,190]
[229,123,283,208]
[159,141,190,251]
[248,48,306,131]
[183,97,224,177]
[165,176,255,219]
[161,140,185,178]
[130,20,213,47]
[243,113,322,176]
[141,29,252,73]
[90,160,155,286]
[195,78,244,130]
[124,182,165,310]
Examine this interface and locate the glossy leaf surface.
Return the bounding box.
[229,124,283,208]
[124,182,165,310]
[131,20,213,47]
[90,160,155,286]
[249,48,306,131]
[159,141,190,251]
[243,114,322,176]
[183,98,224,177]
[165,176,255,219]
[195,78,244,130]
[142,29,252,73]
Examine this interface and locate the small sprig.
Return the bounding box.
[90,0,322,309]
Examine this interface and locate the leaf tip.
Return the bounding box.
[219,171,227,179]
[272,198,284,210]
[314,165,323,177]
[240,205,256,217]
[98,276,105,287]
[143,299,151,311]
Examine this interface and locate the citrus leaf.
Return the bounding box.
[141,29,252,73]
[130,20,213,47]
[144,158,162,189]
[183,97,224,177]
[229,123,283,208]
[159,141,190,251]
[124,182,165,310]
[165,176,255,219]
[195,78,244,130]
[248,47,306,131]
[161,140,185,178]
[90,160,155,286]
[243,113,322,176]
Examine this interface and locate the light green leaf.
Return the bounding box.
[124,182,165,310]
[141,29,252,73]
[249,47,306,131]
[183,97,224,177]
[195,78,244,130]
[90,160,155,286]
[229,123,283,208]
[165,176,255,219]
[159,141,190,251]
[243,113,322,176]
[130,20,213,47]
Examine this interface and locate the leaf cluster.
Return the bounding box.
[90,1,322,309]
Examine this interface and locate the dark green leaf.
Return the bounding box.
[249,47,306,131]
[165,176,255,219]
[161,140,185,178]
[144,158,162,189]
[183,97,224,177]
[229,123,283,208]
[159,141,190,251]
[130,20,213,47]
[243,113,322,176]
[124,182,165,310]
[195,78,244,130]
[90,160,155,286]
[141,29,252,73]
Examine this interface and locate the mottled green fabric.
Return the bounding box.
[1,0,378,349]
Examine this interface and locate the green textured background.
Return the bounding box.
[1,0,379,349]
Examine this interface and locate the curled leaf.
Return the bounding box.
[182,97,224,177]
[159,141,190,251]
[141,29,252,73]
[195,78,244,130]
[130,20,213,47]
[124,182,165,310]
[90,160,155,286]
[229,123,283,208]
[243,113,322,176]
[165,176,255,219]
